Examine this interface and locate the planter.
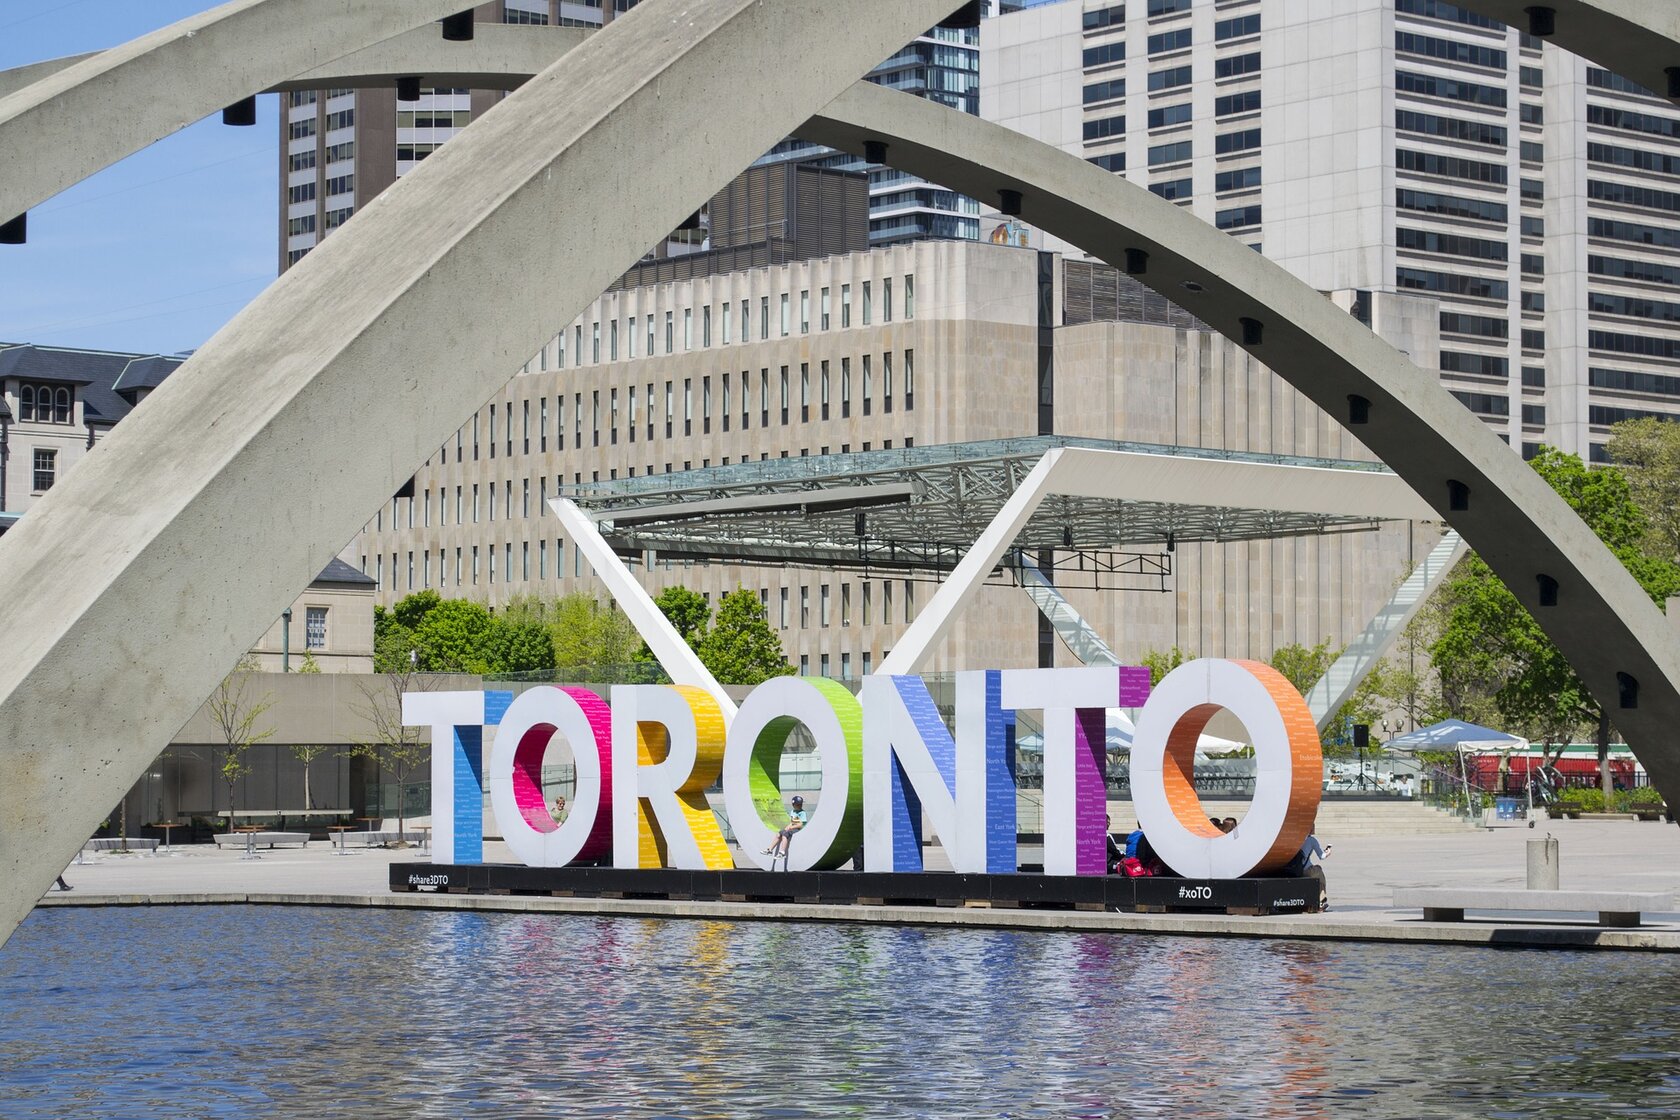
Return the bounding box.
[1578,812,1640,821]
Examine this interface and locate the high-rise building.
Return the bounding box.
[982,0,1680,463]
[280,2,641,272]
[759,2,1025,246]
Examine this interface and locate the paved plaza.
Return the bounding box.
[35,817,1680,950]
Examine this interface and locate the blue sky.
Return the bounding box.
[0,1,274,356]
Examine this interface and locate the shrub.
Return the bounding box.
[1558,787,1605,812]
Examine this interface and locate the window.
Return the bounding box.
[1520,141,1544,163]
[1440,312,1508,339]
[862,281,873,325]
[905,350,915,410]
[1215,166,1261,192]
[1589,179,1680,213]
[1214,53,1260,80]
[1147,103,1190,129]
[1083,42,1126,69]
[1215,14,1259,40]
[780,367,790,424]
[882,278,892,323]
[1215,205,1261,230]
[1148,65,1192,92]
[1084,78,1126,104]
[842,358,852,418]
[1149,140,1192,166]
[1448,389,1510,415]
[1587,104,1680,141]
[684,307,693,349]
[288,182,316,205]
[31,449,54,492]
[1148,28,1191,54]
[1441,352,1510,378]
[703,305,712,347]
[760,296,769,340]
[820,287,831,330]
[1215,128,1261,154]
[1394,0,1501,29]
[19,384,70,423]
[1089,153,1126,172]
[841,284,851,327]
[1215,89,1261,116]
[324,173,353,197]
[800,586,810,628]
[821,362,830,420]
[821,585,832,627]
[1147,0,1189,14]
[1084,5,1124,32]
[883,353,893,414]
[306,607,328,650]
[1150,177,1192,200]
[863,356,873,416]
[1589,142,1680,177]
[1085,114,1127,141]
[721,301,731,343]
[800,290,810,334]
[666,310,674,353]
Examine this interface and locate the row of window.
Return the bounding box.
[1396,187,1506,224]
[1395,69,1505,109]
[1394,0,1502,31]
[1589,179,1680,214]
[1215,204,1261,230]
[1587,104,1680,142]
[397,110,472,129]
[1588,217,1680,251]
[1590,291,1680,324]
[1441,352,1509,379]
[458,355,919,467]
[1396,147,1507,186]
[1449,390,1508,416]
[1586,68,1658,99]
[1394,30,1505,71]
[1395,108,1505,148]
[1590,367,1680,397]
[16,383,72,423]
[1591,329,1680,362]
[1590,254,1680,286]
[1396,267,1507,301]
[1397,226,1508,262]
[1589,142,1680,178]
[323,108,354,132]
[1439,311,1507,339]
[560,277,915,368]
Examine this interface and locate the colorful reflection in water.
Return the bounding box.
[1,907,1678,1117]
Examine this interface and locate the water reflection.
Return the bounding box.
[1,907,1678,1117]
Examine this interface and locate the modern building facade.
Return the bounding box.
[354,237,1440,674]
[982,0,1680,463]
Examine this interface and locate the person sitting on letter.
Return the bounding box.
[764,795,806,859]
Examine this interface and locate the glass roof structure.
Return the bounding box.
[561,436,1416,582]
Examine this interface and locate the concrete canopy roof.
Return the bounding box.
[568,437,1434,574]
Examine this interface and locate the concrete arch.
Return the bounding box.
[0,0,1678,948]
[0,0,964,947]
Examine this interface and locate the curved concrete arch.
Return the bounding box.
[0,0,472,220]
[797,81,1680,803]
[0,0,966,947]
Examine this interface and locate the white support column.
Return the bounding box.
[551,497,736,720]
[878,450,1062,676]
[1307,530,1467,729]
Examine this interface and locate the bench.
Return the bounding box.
[1394,887,1675,928]
[340,830,427,849]
[82,838,159,853]
[211,831,311,849]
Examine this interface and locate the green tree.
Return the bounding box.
[549,592,642,680]
[413,598,498,673]
[295,650,322,674]
[655,586,711,649]
[1139,645,1196,686]
[1606,416,1680,560]
[207,655,275,829]
[695,588,795,685]
[1432,447,1680,800]
[491,617,557,675]
[289,743,337,810]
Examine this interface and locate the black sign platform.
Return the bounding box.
[392,864,1319,916]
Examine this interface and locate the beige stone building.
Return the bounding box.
[356,238,1446,675]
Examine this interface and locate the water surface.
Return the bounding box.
[2,906,1677,1117]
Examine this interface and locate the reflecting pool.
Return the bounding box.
[2,906,1678,1117]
